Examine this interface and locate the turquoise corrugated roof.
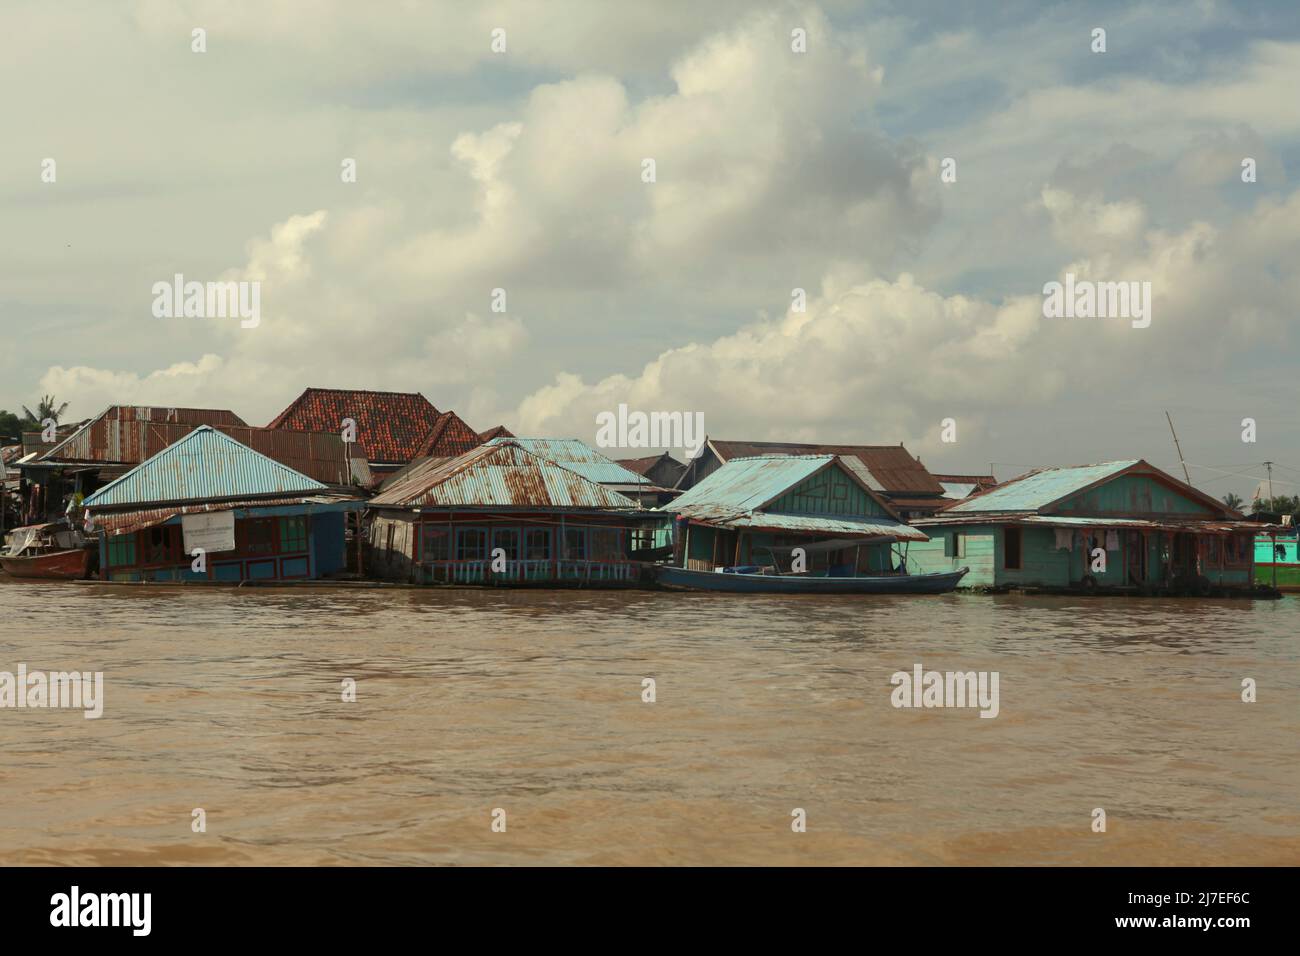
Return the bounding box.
[369,440,637,509]
[670,455,834,513]
[488,437,650,485]
[83,426,326,508]
[944,461,1139,513]
[666,455,924,539]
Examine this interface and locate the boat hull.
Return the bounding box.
[0,549,92,580]
[656,565,968,594]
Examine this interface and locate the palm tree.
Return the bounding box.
[1222,492,1244,511]
[20,394,69,428]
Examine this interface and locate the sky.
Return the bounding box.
[2,0,1299,502]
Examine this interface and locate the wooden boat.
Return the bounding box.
[0,547,91,580]
[0,522,93,580]
[657,564,969,594]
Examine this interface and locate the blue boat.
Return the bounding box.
[656,564,968,594]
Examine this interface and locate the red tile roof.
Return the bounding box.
[478,424,514,441]
[266,388,440,464]
[414,410,483,458]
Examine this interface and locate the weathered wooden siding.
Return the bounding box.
[1055,475,1213,516]
[906,527,998,585]
[768,466,887,518]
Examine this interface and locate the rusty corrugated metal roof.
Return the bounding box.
[488,437,650,486]
[43,406,245,461]
[90,495,359,536]
[36,405,364,486]
[708,439,944,495]
[266,388,440,464]
[370,440,637,510]
[84,426,328,508]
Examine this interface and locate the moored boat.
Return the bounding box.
[657,564,968,594]
[0,522,93,580]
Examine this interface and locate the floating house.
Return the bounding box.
[366,439,664,586]
[82,426,363,583]
[16,404,369,525]
[676,439,949,518]
[908,459,1265,595]
[665,454,927,574]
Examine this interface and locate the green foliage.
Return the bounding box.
[0,409,23,442]
[20,394,69,427]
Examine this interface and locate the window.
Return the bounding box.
[492,528,519,560]
[420,525,450,563]
[525,529,551,560]
[589,528,622,561]
[246,519,275,555]
[1226,533,1251,566]
[563,527,586,560]
[944,532,965,558]
[457,528,486,560]
[279,516,308,553]
[1004,527,1022,570]
[107,533,137,567]
[144,525,180,565]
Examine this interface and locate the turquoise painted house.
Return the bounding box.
[665,454,927,574]
[83,426,363,582]
[908,459,1261,594]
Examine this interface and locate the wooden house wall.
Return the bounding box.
[768,466,888,518]
[907,528,999,585]
[100,510,336,582]
[368,511,639,585]
[1054,475,1214,517]
[910,523,1254,589]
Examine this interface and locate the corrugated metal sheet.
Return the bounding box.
[709,439,944,494]
[667,454,921,541]
[370,441,637,510]
[701,510,927,541]
[933,473,997,491]
[671,455,832,513]
[487,437,650,486]
[90,495,359,536]
[266,388,441,464]
[84,426,327,508]
[38,405,362,486]
[42,405,244,460]
[916,513,1263,535]
[940,481,978,499]
[944,461,1139,513]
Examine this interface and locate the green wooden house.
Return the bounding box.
[664,454,927,574]
[908,459,1263,595]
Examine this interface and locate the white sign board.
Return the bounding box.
[182,511,236,554]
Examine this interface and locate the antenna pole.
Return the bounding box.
[1165,411,1191,485]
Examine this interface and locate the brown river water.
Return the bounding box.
[0,580,1296,866]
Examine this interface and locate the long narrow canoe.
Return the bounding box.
[657,565,968,594]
